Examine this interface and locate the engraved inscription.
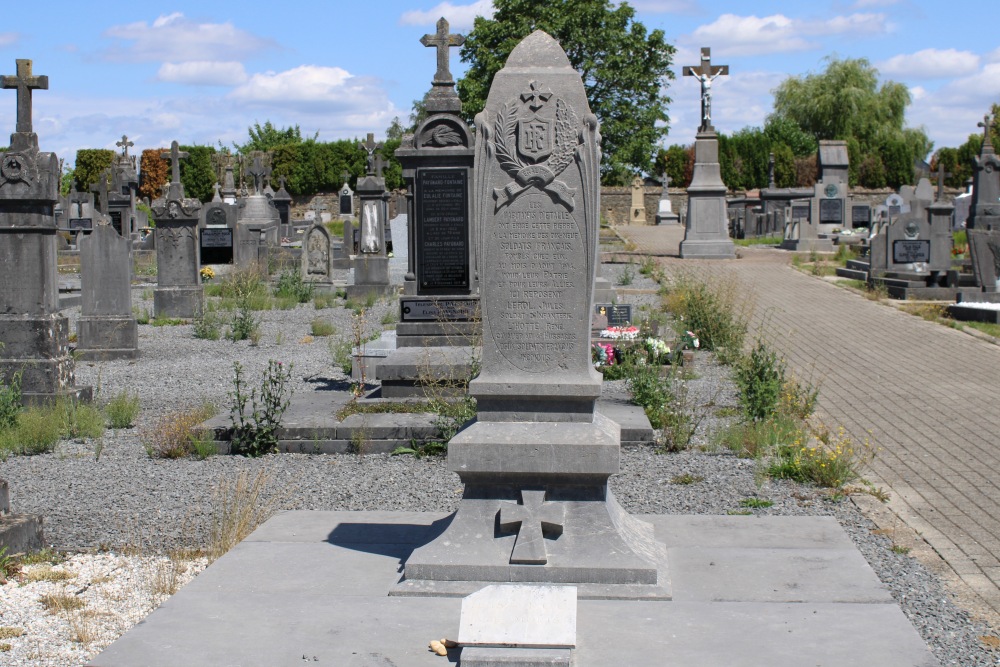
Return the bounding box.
[487,192,583,373]
[417,168,469,291]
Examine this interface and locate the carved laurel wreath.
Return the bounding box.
[494,97,579,181]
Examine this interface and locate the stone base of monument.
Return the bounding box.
[949,301,1000,323]
[153,285,203,319]
[393,413,671,600]
[656,212,680,225]
[779,237,835,253]
[0,314,92,405]
[76,316,139,361]
[377,346,477,398]
[0,479,44,555]
[679,238,737,259]
[89,510,940,667]
[593,276,616,304]
[346,256,394,300]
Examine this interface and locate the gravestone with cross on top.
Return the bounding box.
[346,133,393,299]
[968,114,1000,231]
[0,58,92,403]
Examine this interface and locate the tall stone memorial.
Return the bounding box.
[152,142,203,318]
[346,134,393,299]
[396,31,669,599]
[966,115,1000,297]
[679,48,735,259]
[76,222,139,360]
[0,59,90,403]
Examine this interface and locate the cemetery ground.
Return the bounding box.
[0,244,998,666]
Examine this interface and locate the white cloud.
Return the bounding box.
[686,13,889,57]
[878,49,979,79]
[985,47,1000,64]
[399,1,493,30]
[626,0,700,12]
[664,69,784,144]
[157,61,249,86]
[850,0,899,7]
[101,13,276,63]
[0,32,18,48]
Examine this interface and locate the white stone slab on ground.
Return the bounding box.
[458,584,577,648]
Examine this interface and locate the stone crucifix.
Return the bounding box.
[499,490,565,565]
[116,134,134,159]
[1,59,48,134]
[420,17,464,85]
[358,133,380,176]
[978,114,995,152]
[90,170,111,214]
[683,47,729,132]
[247,156,267,194]
[161,141,189,185]
[935,162,953,202]
[311,197,328,224]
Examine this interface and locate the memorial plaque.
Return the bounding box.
[69,218,92,231]
[416,168,470,293]
[109,211,123,235]
[201,228,233,248]
[819,198,843,224]
[340,191,352,215]
[852,205,871,226]
[791,205,810,221]
[893,239,930,263]
[401,299,478,322]
[594,303,632,327]
[888,205,901,217]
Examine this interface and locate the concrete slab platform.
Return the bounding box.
[89,511,939,667]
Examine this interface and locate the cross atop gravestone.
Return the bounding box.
[278,175,288,191]
[116,134,133,159]
[359,133,380,175]
[341,170,350,186]
[247,156,267,194]
[161,141,188,184]
[683,47,728,132]
[978,114,995,153]
[90,170,111,214]
[420,17,464,85]
[1,59,48,135]
[768,152,776,188]
[311,198,327,223]
[935,162,952,202]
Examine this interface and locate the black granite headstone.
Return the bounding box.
[893,239,930,263]
[819,198,843,224]
[416,168,470,292]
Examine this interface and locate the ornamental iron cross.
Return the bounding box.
[420,17,464,84]
[1,59,48,134]
[161,141,189,185]
[116,134,134,158]
[683,47,728,131]
[499,489,565,565]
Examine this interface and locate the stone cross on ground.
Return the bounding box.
[935,162,953,202]
[116,135,133,158]
[1,59,48,134]
[682,47,728,132]
[359,133,380,175]
[420,17,464,84]
[499,490,565,565]
[978,114,995,152]
[312,198,328,223]
[161,141,189,184]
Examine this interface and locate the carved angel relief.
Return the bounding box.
[491,80,583,212]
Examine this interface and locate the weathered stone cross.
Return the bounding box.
[420,17,464,84]
[358,133,380,175]
[161,141,189,185]
[499,490,565,564]
[90,170,111,214]
[683,47,728,131]
[312,198,328,223]
[278,175,288,191]
[116,134,134,158]
[935,162,953,202]
[1,59,48,134]
[341,170,350,186]
[978,114,995,152]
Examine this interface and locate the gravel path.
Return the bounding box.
[0,267,997,666]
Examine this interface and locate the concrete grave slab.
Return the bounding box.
[458,584,576,648]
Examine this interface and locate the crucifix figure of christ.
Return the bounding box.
[1,59,48,135]
[358,133,380,175]
[161,141,189,185]
[247,156,268,194]
[420,17,464,85]
[683,47,729,132]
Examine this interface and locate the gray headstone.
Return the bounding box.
[301,221,335,290]
[968,229,1000,292]
[76,223,139,360]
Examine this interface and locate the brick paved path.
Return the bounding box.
[617,224,1000,625]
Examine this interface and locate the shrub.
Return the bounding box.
[734,340,785,422]
[142,405,216,458]
[663,273,750,364]
[105,390,141,429]
[228,360,293,457]
[193,312,223,340]
[625,363,673,429]
[0,370,22,430]
[273,269,314,303]
[310,319,336,337]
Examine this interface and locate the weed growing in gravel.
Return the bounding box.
[38,592,86,613]
[273,269,314,303]
[715,414,804,459]
[57,399,106,440]
[228,301,260,342]
[739,497,774,509]
[208,470,280,561]
[313,292,339,309]
[768,424,876,488]
[618,262,635,286]
[670,473,704,485]
[26,566,76,583]
[626,363,674,429]
[310,318,336,337]
[662,272,751,365]
[105,390,141,429]
[0,627,24,639]
[0,369,22,430]
[734,339,785,422]
[192,311,223,340]
[142,404,216,458]
[228,360,293,457]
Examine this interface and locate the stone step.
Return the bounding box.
[834,267,868,282]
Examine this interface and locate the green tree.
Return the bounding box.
[771,143,796,188]
[763,116,816,157]
[178,145,217,202]
[654,144,689,188]
[239,121,310,153]
[73,149,115,193]
[457,0,676,184]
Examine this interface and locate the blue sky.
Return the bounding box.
[2,1,997,168]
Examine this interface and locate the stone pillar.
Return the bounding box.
[0,58,90,403]
[629,175,647,224]
[346,138,392,300]
[680,131,736,259]
[152,141,203,318]
[77,223,139,360]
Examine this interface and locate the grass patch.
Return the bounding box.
[963,321,1000,338]
[39,592,86,613]
[734,235,782,246]
[208,470,281,561]
[142,404,217,458]
[739,497,774,509]
[105,390,141,429]
[313,292,339,310]
[834,279,868,290]
[310,319,336,337]
[670,473,704,485]
[662,272,751,365]
[26,565,76,582]
[150,316,185,327]
[0,627,24,640]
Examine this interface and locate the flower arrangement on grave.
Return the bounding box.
[952,244,966,258]
[643,337,672,365]
[592,342,615,367]
[599,324,639,340]
[199,266,216,283]
[679,330,700,350]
